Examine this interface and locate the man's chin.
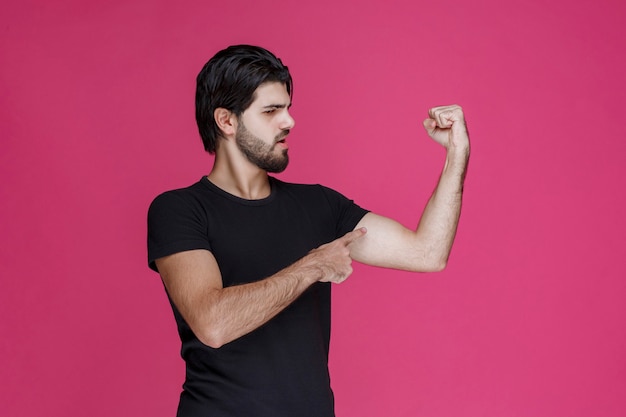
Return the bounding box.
[267,160,289,174]
[265,153,289,173]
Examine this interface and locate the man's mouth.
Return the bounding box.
[276,130,290,143]
[275,135,289,150]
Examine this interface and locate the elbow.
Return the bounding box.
[429,252,450,272]
[409,253,448,273]
[403,260,447,273]
[428,259,448,272]
[204,339,226,349]
[405,238,451,273]
[190,316,228,348]
[188,298,230,348]
[412,260,447,273]
[196,328,227,349]
[422,247,451,272]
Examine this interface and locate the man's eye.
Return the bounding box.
[264,109,276,114]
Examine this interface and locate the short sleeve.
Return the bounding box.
[318,186,369,237]
[147,191,212,272]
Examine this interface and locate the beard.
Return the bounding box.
[235,121,289,173]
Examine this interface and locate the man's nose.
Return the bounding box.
[280,110,295,130]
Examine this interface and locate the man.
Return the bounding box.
[148,44,469,417]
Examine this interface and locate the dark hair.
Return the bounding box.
[195,45,293,153]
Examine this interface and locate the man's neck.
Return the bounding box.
[208,153,271,200]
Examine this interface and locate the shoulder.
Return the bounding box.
[147,179,214,270]
[149,178,211,207]
[148,178,213,221]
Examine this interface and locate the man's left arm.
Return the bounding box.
[349,104,470,272]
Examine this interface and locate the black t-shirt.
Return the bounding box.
[147,176,368,417]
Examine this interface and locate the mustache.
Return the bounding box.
[275,130,290,142]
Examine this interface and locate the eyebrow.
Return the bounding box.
[262,103,292,110]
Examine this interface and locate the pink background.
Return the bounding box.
[2,0,625,416]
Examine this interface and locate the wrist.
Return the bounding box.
[289,255,323,285]
[446,144,469,165]
[442,145,469,181]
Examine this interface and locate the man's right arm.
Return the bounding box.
[155,227,367,348]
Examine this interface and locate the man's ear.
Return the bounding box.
[214,108,237,137]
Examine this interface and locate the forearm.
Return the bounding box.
[200,260,320,348]
[415,146,469,268]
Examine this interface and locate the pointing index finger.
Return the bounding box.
[342,227,367,245]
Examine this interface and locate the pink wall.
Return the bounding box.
[2,0,625,415]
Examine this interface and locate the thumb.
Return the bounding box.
[423,118,437,136]
[341,227,367,245]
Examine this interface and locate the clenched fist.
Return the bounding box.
[423,104,470,157]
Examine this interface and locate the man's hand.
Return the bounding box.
[299,227,367,284]
[423,104,470,156]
